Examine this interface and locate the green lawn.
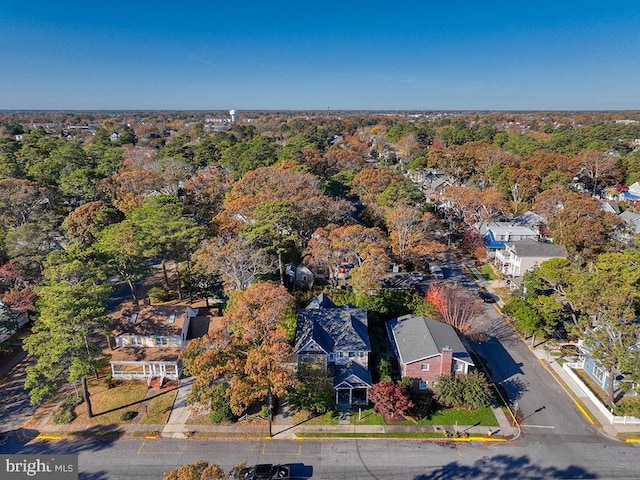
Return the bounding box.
[478,265,498,280]
[350,406,498,427]
[300,411,340,425]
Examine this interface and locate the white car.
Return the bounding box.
[429,264,444,279]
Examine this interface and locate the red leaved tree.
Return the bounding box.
[426,284,482,333]
[369,381,414,422]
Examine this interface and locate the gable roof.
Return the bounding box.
[295,294,370,354]
[512,211,547,230]
[507,238,568,258]
[620,210,640,233]
[305,293,337,309]
[334,361,372,389]
[387,315,473,366]
[111,304,196,337]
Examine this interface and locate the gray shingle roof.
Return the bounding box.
[295,295,370,354]
[334,361,372,388]
[507,238,567,258]
[387,315,473,366]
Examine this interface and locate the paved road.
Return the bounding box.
[2,433,639,479]
[444,254,603,445]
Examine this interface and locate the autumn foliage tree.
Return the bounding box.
[385,205,447,266]
[369,381,414,422]
[163,461,226,480]
[182,282,296,416]
[306,223,391,292]
[426,284,482,333]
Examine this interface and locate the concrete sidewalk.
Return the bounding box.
[162,377,195,438]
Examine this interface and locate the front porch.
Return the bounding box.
[110,360,181,381]
[334,361,372,407]
[336,386,369,406]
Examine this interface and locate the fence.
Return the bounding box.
[562,363,640,425]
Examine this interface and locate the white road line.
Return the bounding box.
[522,425,556,429]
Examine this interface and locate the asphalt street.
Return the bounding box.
[2,432,639,479]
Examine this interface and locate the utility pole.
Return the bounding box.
[267,383,273,438]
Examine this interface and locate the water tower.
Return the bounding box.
[229,109,237,124]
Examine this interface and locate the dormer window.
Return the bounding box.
[129,313,138,324]
[168,314,176,324]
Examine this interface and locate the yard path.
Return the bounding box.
[161,376,194,438]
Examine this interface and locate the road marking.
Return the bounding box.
[35,435,62,440]
[521,425,555,429]
[137,439,188,455]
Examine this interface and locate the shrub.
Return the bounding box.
[259,406,270,419]
[52,394,84,424]
[104,371,115,388]
[400,376,413,388]
[209,383,235,424]
[120,411,137,421]
[376,357,392,383]
[434,371,492,410]
[52,409,74,424]
[409,392,436,419]
[613,398,640,418]
[148,284,173,303]
[61,394,83,410]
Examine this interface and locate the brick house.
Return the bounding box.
[386,314,474,391]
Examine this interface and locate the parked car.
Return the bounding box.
[410,271,423,281]
[478,290,496,303]
[233,464,290,480]
[429,264,444,279]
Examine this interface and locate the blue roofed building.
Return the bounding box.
[476,222,539,258]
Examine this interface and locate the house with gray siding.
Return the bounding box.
[294,293,371,405]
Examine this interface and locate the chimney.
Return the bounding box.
[440,346,453,374]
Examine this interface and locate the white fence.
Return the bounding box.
[562,363,640,425]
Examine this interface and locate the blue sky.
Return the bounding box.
[1,1,639,110]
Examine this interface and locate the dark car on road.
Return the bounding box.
[233,464,290,480]
[478,290,496,303]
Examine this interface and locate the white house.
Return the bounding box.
[494,239,568,277]
[109,304,207,383]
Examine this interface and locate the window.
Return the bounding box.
[328,353,335,361]
[420,364,430,371]
[419,381,428,390]
[155,336,168,346]
[593,365,607,384]
[348,352,355,358]
[453,363,462,372]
